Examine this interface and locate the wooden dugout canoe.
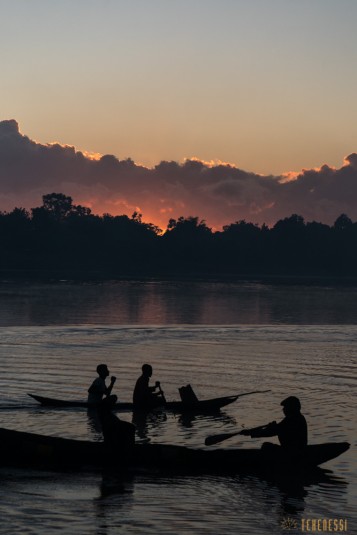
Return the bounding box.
[28,392,250,413]
[0,427,349,475]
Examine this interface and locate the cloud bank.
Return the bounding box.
[1,119,357,230]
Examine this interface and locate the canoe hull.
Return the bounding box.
[28,393,239,413]
[0,428,349,475]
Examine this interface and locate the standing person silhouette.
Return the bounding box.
[88,364,116,405]
[133,364,164,409]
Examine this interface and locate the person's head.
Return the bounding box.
[281,396,301,416]
[142,364,153,377]
[97,364,109,378]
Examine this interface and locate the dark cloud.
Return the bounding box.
[0,119,356,229]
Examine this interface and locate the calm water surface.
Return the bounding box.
[0,280,356,534]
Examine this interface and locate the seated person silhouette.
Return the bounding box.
[241,396,308,457]
[98,395,135,464]
[133,364,164,409]
[88,364,116,405]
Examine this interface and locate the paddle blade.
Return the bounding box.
[205,431,240,446]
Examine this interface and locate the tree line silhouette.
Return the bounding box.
[1,192,357,278]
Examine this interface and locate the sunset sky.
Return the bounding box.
[1,0,357,230]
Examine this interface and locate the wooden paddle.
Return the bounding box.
[234,389,271,399]
[203,390,271,444]
[205,423,271,446]
[157,382,167,404]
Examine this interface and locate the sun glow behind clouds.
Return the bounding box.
[47,142,103,162]
[185,157,237,169]
[280,171,301,183]
[280,164,338,184]
[82,151,102,161]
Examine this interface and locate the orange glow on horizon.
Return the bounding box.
[76,197,166,231]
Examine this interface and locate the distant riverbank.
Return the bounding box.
[2,268,357,286]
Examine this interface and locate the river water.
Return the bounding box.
[0,280,355,534]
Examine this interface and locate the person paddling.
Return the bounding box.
[241,396,308,453]
[88,364,116,406]
[133,364,164,409]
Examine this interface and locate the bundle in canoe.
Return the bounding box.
[0,427,349,475]
[28,389,270,413]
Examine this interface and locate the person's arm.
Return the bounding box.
[105,376,116,396]
[241,421,278,438]
[146,381,164,399]
[148,380,161,393]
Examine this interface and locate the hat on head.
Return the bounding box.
[281,396,301,411]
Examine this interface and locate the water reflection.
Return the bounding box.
[2,280,357,325]
[275,469,348,521]
[132,410,167,442]
[235,469,349,530]
[97,473,135,500]
[88,402,237,447]
[92,469,349,535]
[87,408,103,438]
[94,475,135,535]
[177,410,236,430]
